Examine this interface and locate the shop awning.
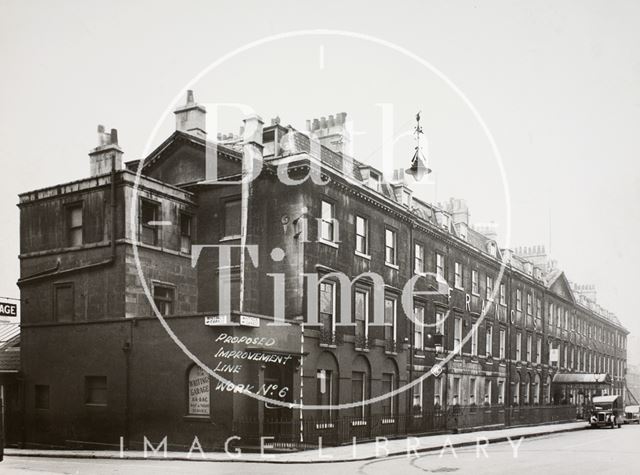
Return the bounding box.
[552,373,611,384]
[593,395,619,404]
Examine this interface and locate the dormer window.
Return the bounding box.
[438,213,450,231]
[402,190,411,207]
[369,171,381,192]
[487,242,497,257]
[534,267,542,280]
[458,223,468,241]
[525,262,533,276]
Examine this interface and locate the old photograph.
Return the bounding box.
[0,1,639,473]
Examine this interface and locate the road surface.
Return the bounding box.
[2,424,639,474]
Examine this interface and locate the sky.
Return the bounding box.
[1,0,639,363]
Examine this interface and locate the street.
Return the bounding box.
[2,425,639,474]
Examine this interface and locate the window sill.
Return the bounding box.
[220,235,241,242]
[354,251,371,260]
[319,239,339,249]
[385,262,399,270]
[183,415,211,422]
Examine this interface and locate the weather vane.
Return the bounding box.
[405,111,431,182]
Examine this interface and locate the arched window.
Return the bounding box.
[545,375,551,404]
[316,351,339,420]
[381,358,399,417]
[187,365,210,416]
[524,374,531,405]
[533,374,541,404]
[352,355,371,419]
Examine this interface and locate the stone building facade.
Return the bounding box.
[17,92,629,449]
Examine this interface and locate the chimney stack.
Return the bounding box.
[472,222,498,242]
[242,114,264,176]
[573,283,597,303]
[174,90,206,139]
[306,111,351,155]
[89,125,123,176]
[444,197,470,226]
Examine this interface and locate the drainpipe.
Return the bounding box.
[239,115,264,316]
[408,223,414,419]
[122,319,133,450]
[110,156,117,260]
[505,261,512,426]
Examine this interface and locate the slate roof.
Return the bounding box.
[132,124,627,333]
[0,323,19,373]
[0,322,19,344]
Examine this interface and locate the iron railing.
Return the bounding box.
[234,404,578,449]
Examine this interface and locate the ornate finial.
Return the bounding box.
[405,111,431,181]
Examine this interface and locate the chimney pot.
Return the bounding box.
[174,90,206,139]
[89,124,123,176]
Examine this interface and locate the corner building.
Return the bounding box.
[18,93,629,449]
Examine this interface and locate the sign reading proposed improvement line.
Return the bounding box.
[0,303,17,317]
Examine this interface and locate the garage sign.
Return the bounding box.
[0,302,17,317]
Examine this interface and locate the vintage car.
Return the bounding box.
[589,395,623,428]
[623,405,640,424]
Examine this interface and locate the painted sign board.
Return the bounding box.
[188,366,210,415]
[204,315,228,326]
[0,303,17,317]
[240,315,260,327]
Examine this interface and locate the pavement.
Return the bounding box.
[4,420,588,464]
